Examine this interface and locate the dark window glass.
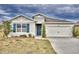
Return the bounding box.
[22,24,27,28]
[22,24,29,32]
[17,24,21,28]
[17,24,21,32]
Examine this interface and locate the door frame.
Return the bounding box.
[36,24,42,36]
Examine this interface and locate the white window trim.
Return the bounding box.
[21,24,22,32]
[14,23,29,32]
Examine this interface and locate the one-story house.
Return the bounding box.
[8,13,74,38]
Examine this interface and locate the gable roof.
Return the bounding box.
[32,13,46,19]
[32,13,74,23]
[10,14,33,21]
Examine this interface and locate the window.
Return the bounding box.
[22,24,29,32]
[17,24,21,28]
[13,23,30,32]
[17,24,21,32]
[22,24,27,28]
[22,24,27,32]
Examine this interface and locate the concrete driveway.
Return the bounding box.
[48,37,79,54]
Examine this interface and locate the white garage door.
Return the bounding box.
[46,26,73,37]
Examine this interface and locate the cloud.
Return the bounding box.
[55,6,79,14]
[0,9,11,15]
[2,16,11,19]
[0,4,79,22]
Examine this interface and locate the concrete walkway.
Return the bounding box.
[48,37,79,54]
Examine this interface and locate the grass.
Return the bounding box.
[0,38,56,54]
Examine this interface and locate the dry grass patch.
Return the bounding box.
[0,38,56,54]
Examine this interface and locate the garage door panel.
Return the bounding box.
[46,26,72,37]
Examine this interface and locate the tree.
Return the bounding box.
[41,20,46,38]
[3,21,11,38]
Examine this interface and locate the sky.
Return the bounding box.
[0,4,79,22]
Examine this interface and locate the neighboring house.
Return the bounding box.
[8,14,74,38]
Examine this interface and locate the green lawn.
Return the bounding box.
[0,38,56,54]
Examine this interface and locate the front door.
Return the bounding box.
[36,24,42,36]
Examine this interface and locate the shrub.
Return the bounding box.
[73,26,79,37]
[20,35,27,38]
[28,34,34,38]
[28,34,32,38]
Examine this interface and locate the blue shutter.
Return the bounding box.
[13,24,16,32]
[27,24,29,32]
